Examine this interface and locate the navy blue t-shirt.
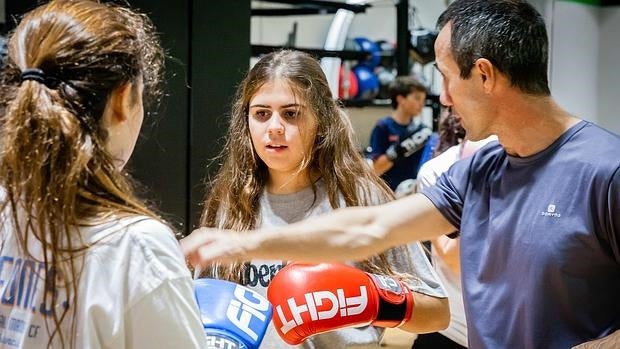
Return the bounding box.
[367,116,427,190]
[423,121,620,349]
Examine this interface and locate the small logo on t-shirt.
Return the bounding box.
[541,204,561,218]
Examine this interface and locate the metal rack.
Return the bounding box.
[252,0,370,16]
[252,0,440,129]
[251,0,411,92]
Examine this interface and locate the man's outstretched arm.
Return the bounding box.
[181,193,456,266]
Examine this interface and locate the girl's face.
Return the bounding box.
[102,78,144,170]
[248,80,318,184]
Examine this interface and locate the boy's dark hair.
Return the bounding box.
[388,76,427,109]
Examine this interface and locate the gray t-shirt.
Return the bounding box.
[227,180,445,348]
[423,121,620,349]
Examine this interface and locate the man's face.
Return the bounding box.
[434,23,492,141]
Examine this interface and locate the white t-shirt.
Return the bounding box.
[416,144,468,347]
[415,137,496,347]
[0,213,207,348]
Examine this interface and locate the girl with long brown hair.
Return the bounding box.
[0,1,206,348]
[193,50,448,348]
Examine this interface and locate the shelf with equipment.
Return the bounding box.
[251,0,441,129]
[251,0,369,16]
[251,44,369,61]
[341,93,441,132]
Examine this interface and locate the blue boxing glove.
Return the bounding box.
[194,278,272,349]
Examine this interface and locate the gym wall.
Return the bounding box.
[550,1,620,133]
[550,2,599,127]
[598,7,620,133]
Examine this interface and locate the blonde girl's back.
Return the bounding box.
[0,1,205,347]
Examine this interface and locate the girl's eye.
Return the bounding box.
[283,110,299,120]
[251,110,271,121]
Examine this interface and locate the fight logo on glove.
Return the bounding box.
[226,285,271,341]
[274,286,369,335]
[194,278,272,349]
[268,263,415,345]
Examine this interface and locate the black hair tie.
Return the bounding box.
[20,68,60,89]
[21,68,46,83]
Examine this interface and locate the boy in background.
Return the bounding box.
[366,76,432,191]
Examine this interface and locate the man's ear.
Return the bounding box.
[473,58,496,94]
[102,83,133,126]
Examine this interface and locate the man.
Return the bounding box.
[182,1,619,348]
[366,76,432,191]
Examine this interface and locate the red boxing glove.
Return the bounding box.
[267,263,414,345]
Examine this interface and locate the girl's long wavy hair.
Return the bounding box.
[201,50,399,282]
[0,1,164,347]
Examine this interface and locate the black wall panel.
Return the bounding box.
[5,0,40,31]
[129,0,250,233]
[189,1,251,230]
[128,0,192,232]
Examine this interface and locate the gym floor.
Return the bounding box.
[382,328,416,348]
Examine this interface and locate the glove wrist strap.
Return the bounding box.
[367,274,414,328]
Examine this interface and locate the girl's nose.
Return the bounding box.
[267,114,285,135]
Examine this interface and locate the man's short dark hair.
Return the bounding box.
[437,0,550,95]
[388,76,428,109]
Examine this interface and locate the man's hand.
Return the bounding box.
[181,228,254,268]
